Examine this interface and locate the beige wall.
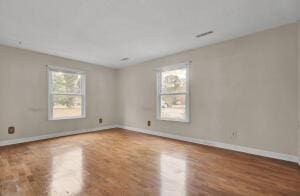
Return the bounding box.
[0,45,117,141]
[298,21,300,160]
[117,23,299,155]
[0,23,299,157]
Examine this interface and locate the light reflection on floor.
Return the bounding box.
[50,146,83,196]
[160,153,187,196]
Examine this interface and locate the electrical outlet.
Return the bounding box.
[147,120,151,126]
[8,126,15,134]
[99,118,103,124]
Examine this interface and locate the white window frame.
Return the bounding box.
[156,62,190,122]
[47,65,86,120]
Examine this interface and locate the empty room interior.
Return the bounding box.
[1,0,300,195]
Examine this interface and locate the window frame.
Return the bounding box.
[47,65,86,120]
[156,62,190,123]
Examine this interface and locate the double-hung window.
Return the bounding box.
[48,65,86,120]
[157,62,190,122]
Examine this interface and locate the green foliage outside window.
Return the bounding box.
[53,72,81,108]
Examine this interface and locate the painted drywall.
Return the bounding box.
[0,45,117,141]
[117,23,299,156]
[298,21,300,161]
[0,22,299,158]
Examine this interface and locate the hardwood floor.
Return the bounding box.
[0,128,299,196]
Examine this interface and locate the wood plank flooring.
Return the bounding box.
[0,128,299,195]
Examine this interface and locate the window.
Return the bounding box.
[157,62,190,122]
[48,65,86,120]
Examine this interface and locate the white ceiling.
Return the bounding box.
[0,0,299,68]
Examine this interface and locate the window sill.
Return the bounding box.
[49,115,86,121]
[157,117,190,123]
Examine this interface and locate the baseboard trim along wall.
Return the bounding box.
[0,125,117,147]
[1,124,299,165]
[117,125,299,164]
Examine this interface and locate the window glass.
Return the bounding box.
[160,94,186,121]
[161,68,186,94]
[48,66,85,120]
[157,64,189,122]
[52,95,82,119]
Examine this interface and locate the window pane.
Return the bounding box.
[161,68,186,93]
[52,95,82,119]
[160,94,186,121]
[52,71,81,94]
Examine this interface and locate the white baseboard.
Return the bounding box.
[0,125,117,147]
[117,125,299,164]
[1,124,298,165]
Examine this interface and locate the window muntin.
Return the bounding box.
[48,66,86,120]
[157,63,190,122]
